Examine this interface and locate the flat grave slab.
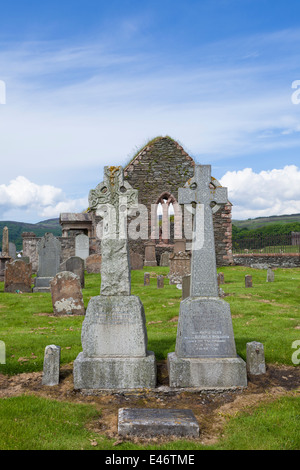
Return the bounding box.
[118,408,199,438]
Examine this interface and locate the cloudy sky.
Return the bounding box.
[0,0,300,222]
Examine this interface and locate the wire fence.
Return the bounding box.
[232,232,300,254]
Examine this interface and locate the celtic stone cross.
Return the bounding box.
[178,165,228,297]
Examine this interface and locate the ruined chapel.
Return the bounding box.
[58,136,233,267]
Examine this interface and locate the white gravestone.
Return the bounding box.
[75,234,89,262]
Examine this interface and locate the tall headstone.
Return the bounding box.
[73,166,156,390]
[9,242,16,260]
[168,165,247,389]
[33,233,61,292]
[75,234,89,263]
[266,268,274,283]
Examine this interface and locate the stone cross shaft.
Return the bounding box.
[89,166,138,296]
[178,165,228,297]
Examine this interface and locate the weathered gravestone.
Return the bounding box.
[0,226,11,281]
[168,165,247,389]
[217,272,224,285]
[245,274,253,288]
[144,272,150,286]
[85,253,101,273]
[42,345,61,386]
[130,251,143,270]
[73,166,156,390]
[144,240,157,267]
[4,259,32,293]
[66,256,85,288]
[157,274,164,289]
[160,251,170,267]
[50,271,85,315]
[266,268,274,282]
[33,233,61,292]
[246,341,266,375]
[75,233,89,263]
[9,242,16,260]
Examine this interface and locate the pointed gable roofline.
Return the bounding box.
[124,136,194,177]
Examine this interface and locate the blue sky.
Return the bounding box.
[0,0,300,222]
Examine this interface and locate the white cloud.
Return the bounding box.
[220,165,300,219]
[0,176,88,221]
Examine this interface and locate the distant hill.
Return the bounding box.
[0,219,61,252]
[233,213,300,230]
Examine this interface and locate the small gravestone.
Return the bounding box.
[266,268,274,283]
[246,341,266,375]
[73,166,156,390]
[144,272,150,286]
[160,251,170,267]
[130,251,143,270]
[168,251,191,285]
[245,275,252,288]
[85,254,101,273]
[33,233,61,292]
[144,240,157,266]
[66,256,85,288]
[118,408,199,438]
[0,226,11,281]
[217,272,224,285]
[157,274,164,289]
[42,345,61,386]
[168,165,247,389]
[182,274,191,300]
[4,259,32,293]
[50,271,85,315]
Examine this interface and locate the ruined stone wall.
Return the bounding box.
[123,137,233,266]
[233,253,300,268]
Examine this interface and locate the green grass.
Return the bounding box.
[0,265,299,450]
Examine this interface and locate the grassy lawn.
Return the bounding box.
[0,266,299,450]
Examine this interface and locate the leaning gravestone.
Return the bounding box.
[4,259,32,293]
[33,233,61,292]
[75,234,89,263]
[73,166,156,390]
[168,165,247,389]
[50,271,85,316]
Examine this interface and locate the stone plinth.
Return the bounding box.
[73,295,156,390]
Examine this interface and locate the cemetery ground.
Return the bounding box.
[0,266,299,450]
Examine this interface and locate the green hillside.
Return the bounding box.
[233,213,300,230]
[0,219,61,252]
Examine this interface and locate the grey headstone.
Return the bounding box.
[42,345,61,386]
[118,408,199,438]
[182,274,191,299]
[66,256,85,288]
[75,234,89,262]
[9,242,16,260]
[160,251,170,267]
[246,341,266,375]
[168,165,247,389]
[245,275,252,288]
[34,233,61,292]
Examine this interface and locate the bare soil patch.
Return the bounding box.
[0,362,299,445]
